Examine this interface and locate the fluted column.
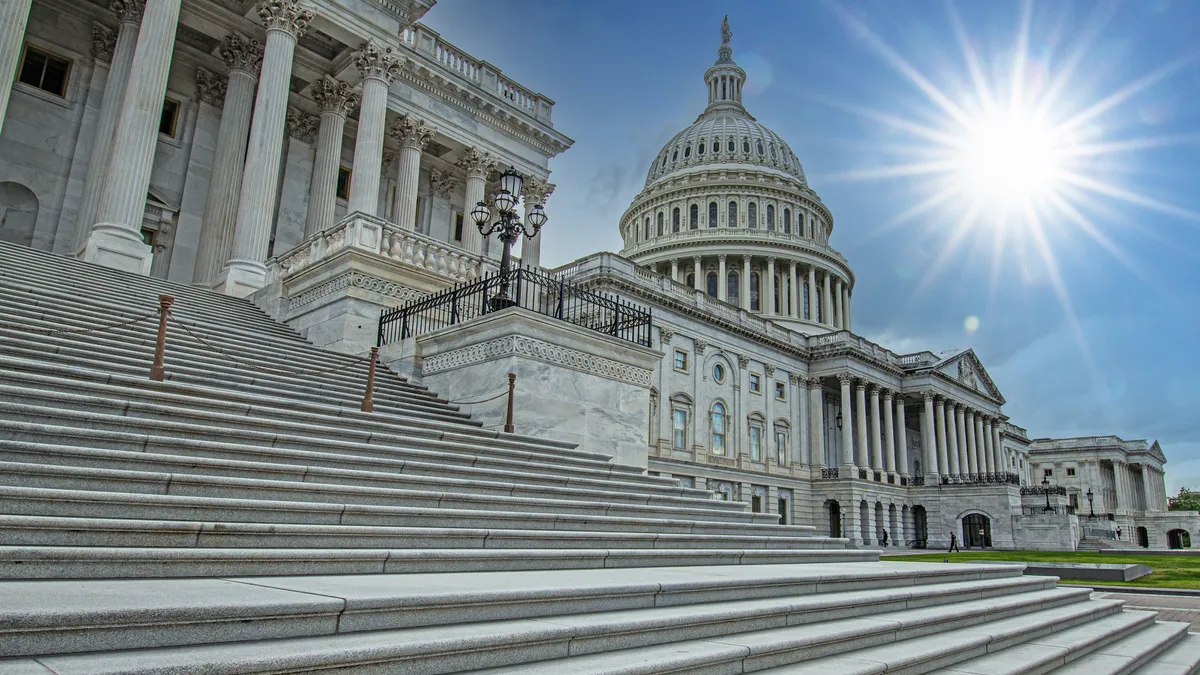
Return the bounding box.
[217,1,313,295]
[844,287,852,331]
[808,378,824,470]
[822,271,833,327]
[993,424,1004,476]
[455,148,493,255]
[955,404,969,475]
[765,257,776,314]
[855,380,869,472]
[983,418,995,475]
[76,0,143,247]
[742,255,751,309]
[302,76,357,238]
[838,373,855,473]
[882,390,896,475]
[975,415,988,475]
[671,259,680,282]
[1113,461,1127,510]
[693,257,702,289]
[346,39,399,216]
[192,35,262,286]
[946,403,961,474]
[521,178,552,268]
[80,0,183,274]
[789,262,798,318]
[896,396,910,479]
[717,255,727,301]
[868,384,883,471]
[965,410,978,475]
[934,396,948,479]
[807,265,817,321]
[388,115,434,231]
[0,0,33,138]
[834,278,844,328]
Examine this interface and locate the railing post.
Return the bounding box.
[361,346,379,412]
[149,294,175,382]
[556,280,564,318]
[504,372,516,433]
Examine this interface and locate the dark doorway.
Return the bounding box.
[828,501,842,538]
[1136,527,1149,548]
[912,505,928,548]
[1168,529,1191,549]
[963,513,992,548]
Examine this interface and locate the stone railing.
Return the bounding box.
[399,25,553,123]
[275,213,491,284]
[623,227,851,269]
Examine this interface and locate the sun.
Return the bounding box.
[955,108,1065,206]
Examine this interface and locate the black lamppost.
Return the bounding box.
[1042,476,1053,513]
[470,167,547,310]
[1087,487,1096,519]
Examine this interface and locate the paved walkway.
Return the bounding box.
[1091,591,1200,630]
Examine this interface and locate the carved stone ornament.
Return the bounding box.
[764,365,776,377]
[285,107,319,144]
[693,339,708,355]
[259,0,315,38]
[521,176,553,206]
[837,372,853,386]
[110,0,144,24]
[788,373,803,386]
[195,69,227,107]
[219,33,264,76]
[311,75,358,115]
[387,115,435,150]
[381,149,397,172]
[353,38,402,83]
[455,147,495,180]
[958,357,979,390]
[737,355,750,368]
[657,327,674,344]
[922,390,935,401]
[91,24,116,64]
[807,377,823,389]
[428,168,458,200]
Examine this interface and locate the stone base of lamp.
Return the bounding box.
[77,224,153,275]
[213,259,268,298]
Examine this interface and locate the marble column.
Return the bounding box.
[693,257,702,290]
[834,278,844,329]
[838,374,855,473]
[922,392,937,480]
[896,396,909,479]
[521,178,552,268]
[806,265,817,321]
[789,261,798,317]
[762,257,774,314]
[955,404,969,475]
[303,76,357,238]
[742,255,751,309]
[388,115,434,231]
[79,0,183,274]
[76,0,143,248]
[965,410,978,475]
[192,34,262,286]
[882,390,896,475]
[945,402,959,475]
[346,39,399,216]
[868,384,883,471]
[822,271,833,327]
[717,255,727,301]
[1113,461,1127,510]
[983,418,995,475]
[844,287,852,331]
[975,415,988,475]
[670,259,679,282]
[0,0,33,138]
[855,380,869,472]
[456,147,494,255]
[934,396,948,478]
[808,378,824,470]
[993,424,1004,475]
[216,1,313,296]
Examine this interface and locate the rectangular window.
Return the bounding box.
[775,381,786,401]
[672,409,687,449]
[453,212,464,242]
[18,44,70,98]
[750,426,762,461]
[749,373,761,393]
[159,98,180,138]
[1069,493,1079,510]
[777,498,789,524]
[673,349,688,372]
[751,495,763,513]
[140,227,156,248]
[1066,467,1076,477]
[1043,468,1053,478]
[776,431,787,464]
[336,167,352,200]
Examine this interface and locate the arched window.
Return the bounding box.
[708,202,718,228]
[657,212,664,236]
[783,208,791,234]
[742,139,750,153]
[686,272,695,289]
[671,149,678,163]
[748,202,757,228]
[756,141,765,155]
[766,205,775,231]
[727,138,735,152]
[644,216,650,240]
[748,414,765,462]
[689,204,698,229]
[660,155,667,171]
[727,271,740,305]
[711,402,727,456]
[712,141,719,153]
[706,271,718,297]
[670,394,691,449]
[728,201,738,226]
[721,80,727,100]
[672,207,680,233]
[802,281,810,319]
[684,144,691,158]
[774,421,790,464]
[770,145,777,159]
[697,140,705,155]
[750,271,760,311]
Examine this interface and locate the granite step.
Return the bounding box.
[0,486,793,538]
[1050,619,1190,675]
[0,562,1027,659]
[0,544,872,578]
[0,576,1062,673]
[1132,631,1200,675]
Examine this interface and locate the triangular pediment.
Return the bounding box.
[934,349,1004,402]
[1147,440,1167,464]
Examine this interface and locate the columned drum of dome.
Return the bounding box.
[618,17,853,334]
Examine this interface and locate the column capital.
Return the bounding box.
[694,339,708,355]
[91,24,117,64]
[692,255,702,264]
[110,0,145,25]
[285,107,319,144]
[658,326,674,343]
[922,390,935,402]
[764,365,776,377]
[195,69,227,107]
[882,389,894,402]
[353,38,401,83]
[737,354,750,368]
[767,255,776,263]
[219,33,264,77]
[387,114,435,150]
[868,383,880,395]
[521,176,553,206]
[455,147,496,180]
[428,168,458,199]
[259,0,315,38]
[718,253,727,262]
[806,376,823,389]
[855,379,868,392]
[312,75,358,115]
[837,372,853,386]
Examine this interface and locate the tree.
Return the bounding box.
[1168,488,1200,511]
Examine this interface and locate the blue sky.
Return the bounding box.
[422,0,1200,493]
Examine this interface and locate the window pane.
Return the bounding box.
[706,272,718,297]
[42,55,69,96]
[18,49,46,88]
[727,272,739,305]
[708,202,717,227]
[750,427,761,461]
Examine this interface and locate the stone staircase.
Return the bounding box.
[1078,537,1118,552]
[0,240,1195,674]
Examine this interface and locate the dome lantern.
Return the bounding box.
[703,15,747,113]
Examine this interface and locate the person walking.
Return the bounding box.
[948,532,961,552]
[881,529,889,547]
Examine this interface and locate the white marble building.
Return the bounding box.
[0,3,1192,550]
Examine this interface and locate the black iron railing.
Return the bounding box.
[820,468,840,479]
[940,473,1021,485]
[1022,505,1076,516]
[378,266,652,347]
[1020,484,1067,496]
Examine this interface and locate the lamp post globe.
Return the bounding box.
[474,166,547,310]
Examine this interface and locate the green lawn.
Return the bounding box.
[881,550,1200,590]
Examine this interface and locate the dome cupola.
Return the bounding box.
[703,16,747,115]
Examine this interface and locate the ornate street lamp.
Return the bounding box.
[1042,476,1053,513]
[1087,487,1096,519]
[470,166,547,310]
